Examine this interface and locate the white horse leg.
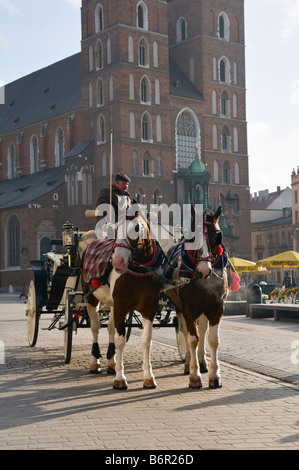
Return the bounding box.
[107,306,116,374]
[87,303,101,374]
[197,314,209,373]
[113,326,127,390]
[207,323,222,388]
[141,318,157,389]
[188,333,202,389]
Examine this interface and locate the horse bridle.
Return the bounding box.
[113,214,144,253]
[185,213,223,266]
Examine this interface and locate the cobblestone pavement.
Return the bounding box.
[0,294,299,452]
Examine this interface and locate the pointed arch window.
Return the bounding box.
[218,12,229,41]
[223,161,231,183]
[95,39,103,69]
[132,150,138,174]
[176,110,199,168]
[55,129,64,166]
[139,37,149,67]
[96,78,104,106]
[95,4,104,33]
[97,114,106,143]
[140,76,150,103]
[137,2,148,30]
[8,143,16,179]
[30,135,39,173]
[141,112,152,141]
[177,17,187,42]
[143,152,153,176]
[7,215,20,267]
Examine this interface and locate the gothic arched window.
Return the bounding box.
[176,110,199,168]
[7,215,20,267]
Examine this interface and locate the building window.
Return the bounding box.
[7,143,16,179]
[130,112,136,139]
[89,44,94,71]
[7,215,20,267]
[223,161,231,183]
[141,112,152,141]
[221,127,230,152]
[157,153,163,176]
[97,114,106,143]
[95,39,103,69]
[176,110,200,168]
[30,135,39,173]
[88,81,93,107]
[177,17,187,42]
[137,2,148,30]
[214,160,219,182]
[95,4,104,33]
[132,150,138,174]
[219,57,230,84]
[143,152,153,176]
[218,12,229,41]
[128,35,134,63]
[55,128,64,166]
[234,161,240,184]
[140,76,150,103]
[139,37,149,67]
[221,91,229,116]
[96,78,104,106]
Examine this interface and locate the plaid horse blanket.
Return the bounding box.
[82,237,115,284]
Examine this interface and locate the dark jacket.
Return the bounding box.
[95,185,132,222]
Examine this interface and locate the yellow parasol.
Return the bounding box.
[256,250,299,268]
[230,257,258,273]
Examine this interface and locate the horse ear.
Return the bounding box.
[214,206,222,220]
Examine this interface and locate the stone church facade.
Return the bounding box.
[0,0,251,288]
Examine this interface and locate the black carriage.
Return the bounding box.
[26,221,187,364]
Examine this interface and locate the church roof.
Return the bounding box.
[0,166,65,210]
[169,59,204,101]
[0,53,82,134]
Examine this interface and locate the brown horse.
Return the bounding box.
[80,210,164,389]
[166,207,231,389]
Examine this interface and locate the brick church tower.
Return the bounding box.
[78,0,251,256]
[0,0,251,288]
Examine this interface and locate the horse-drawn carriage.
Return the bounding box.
[26,220,187,366]
[26,206,232,390]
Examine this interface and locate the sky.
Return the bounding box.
[0,0,299,195]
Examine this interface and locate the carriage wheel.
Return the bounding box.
[26,280,40,347]
[63,291,73,364]
[175,314,187,362]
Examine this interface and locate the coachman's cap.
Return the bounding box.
[115,173,131,183]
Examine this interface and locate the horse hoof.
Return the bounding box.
[200,363,208,373]
[107,365,116,375]
[143,378,157,389]
[189,376,202,389]
[113,379,128,390]
[184,364,189,375]
[209,378,222,389]
[90,364,101,374]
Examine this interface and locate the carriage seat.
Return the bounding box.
[46,265,80,310]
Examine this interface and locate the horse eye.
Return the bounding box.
[135,225,140,232]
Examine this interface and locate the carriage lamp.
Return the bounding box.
[62,222,75,266]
